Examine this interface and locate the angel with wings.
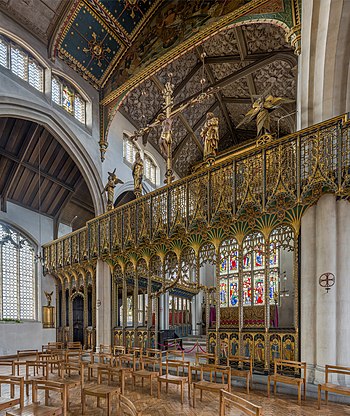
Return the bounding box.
[102,169,124,211]
[237,95,294,138]
[44,291,53,307]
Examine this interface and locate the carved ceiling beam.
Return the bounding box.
[173,101,218,160]
[0,148,75,192]
[234,26,257,102]
[221,97,252,104]
[196,46,238,144]
[1,123,43,212]
[203,50,295,64]
[178,113,203,153]
[173,52,297,111]
[70,196,95,214]
[173,62,202,97]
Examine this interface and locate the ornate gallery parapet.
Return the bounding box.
[43,114,349,273]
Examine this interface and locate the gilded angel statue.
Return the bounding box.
[237,95,294,138]
[44,291,53,307]
[102,169,124,211]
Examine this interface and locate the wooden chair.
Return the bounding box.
[220,390,262,416]
[6,379,67,416]
[228,355,253,394]
[193,365,231,408]
[158,360,190,404]
[132,356,162,396]
[0,375,24,412]
[267,359,306,405]
[119,394,141,416]
[318,364,350,409]
[0,361,15,376]
[24,360,48,396]
[113,346,126,356]
[95,366,132,395]
[66,342,82,351]
[195,352,217,365]
[17,350,38,361]
[51,361,86,411]
[82,377,119,415]
[165,350,185,376]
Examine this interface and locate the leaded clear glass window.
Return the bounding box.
[0,35,43,92]
[123,135,138,165]
[51,75,86,124]
[0,222,36,320]
[144,154,157,184]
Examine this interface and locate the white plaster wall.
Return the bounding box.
[0,202,56,355]
[0,11,104,216]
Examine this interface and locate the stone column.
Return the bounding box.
[300,205,317,382]
[68,280,73,341]
[83,273,88,349]
[95,260,111,350]
[315,195,337,382]
[336,200,350,371]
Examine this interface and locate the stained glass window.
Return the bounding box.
[269,242,278,266]
[51,76,86,124]
[243,253,251,270]
[0,222,36,320]
[269,269,279,304]
[62,85,74,113]
[243,273,251,305]
[254,271,265,305]
[220,257,228,275]
[220,279,228,307]
[229,251,238,273]
[229,276,238,306]
[255,249,264,269]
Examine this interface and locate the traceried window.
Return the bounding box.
[144,154,157,185]
[123,134,138,165]
[0,222,36,320]
[51,75,86,124]
[0,35,43,92]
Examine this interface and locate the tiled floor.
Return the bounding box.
[1,359,349,415]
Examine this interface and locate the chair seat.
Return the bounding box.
[270,374,303,385]
[320,383,350,394]
[158,374,187,382]
[6,403,62,416]
[133,370,158,377]
[83,385,119,395]
[193,380,229,390]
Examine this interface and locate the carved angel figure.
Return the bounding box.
[102,169,124,211]
[132,151,144,198]
[44,291,53,307]
[201,112,219,161]
[237,95,294,137]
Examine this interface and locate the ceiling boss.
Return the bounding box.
[83,32,111,68]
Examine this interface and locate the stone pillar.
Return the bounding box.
[95,260,111,350]
[159,294,164,330]
[336,200,350,371]
[300,205,317,382]
[315,195,337,382]
[83,273,88,349]
[68,280,73,341]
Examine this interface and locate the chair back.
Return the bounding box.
[25,360,48,379]
[60,361,85,387]
[119,393,141,416]
[32,379,68,415]
[0,360,15,375]
[274,358,306,381]
[220,390,262,416]
[67,341,82,351]
[114,346,126,356]
[165,359,189,374]
[0,375,24,409]
[325,364,350,383]
[228,355,253,376]
[166,350,184,361]
[195,352,217,365]
[199,365,231,390]
[17,349,38,361]
[99,344,112,354]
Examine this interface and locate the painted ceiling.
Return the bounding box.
[119,22,297,176]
